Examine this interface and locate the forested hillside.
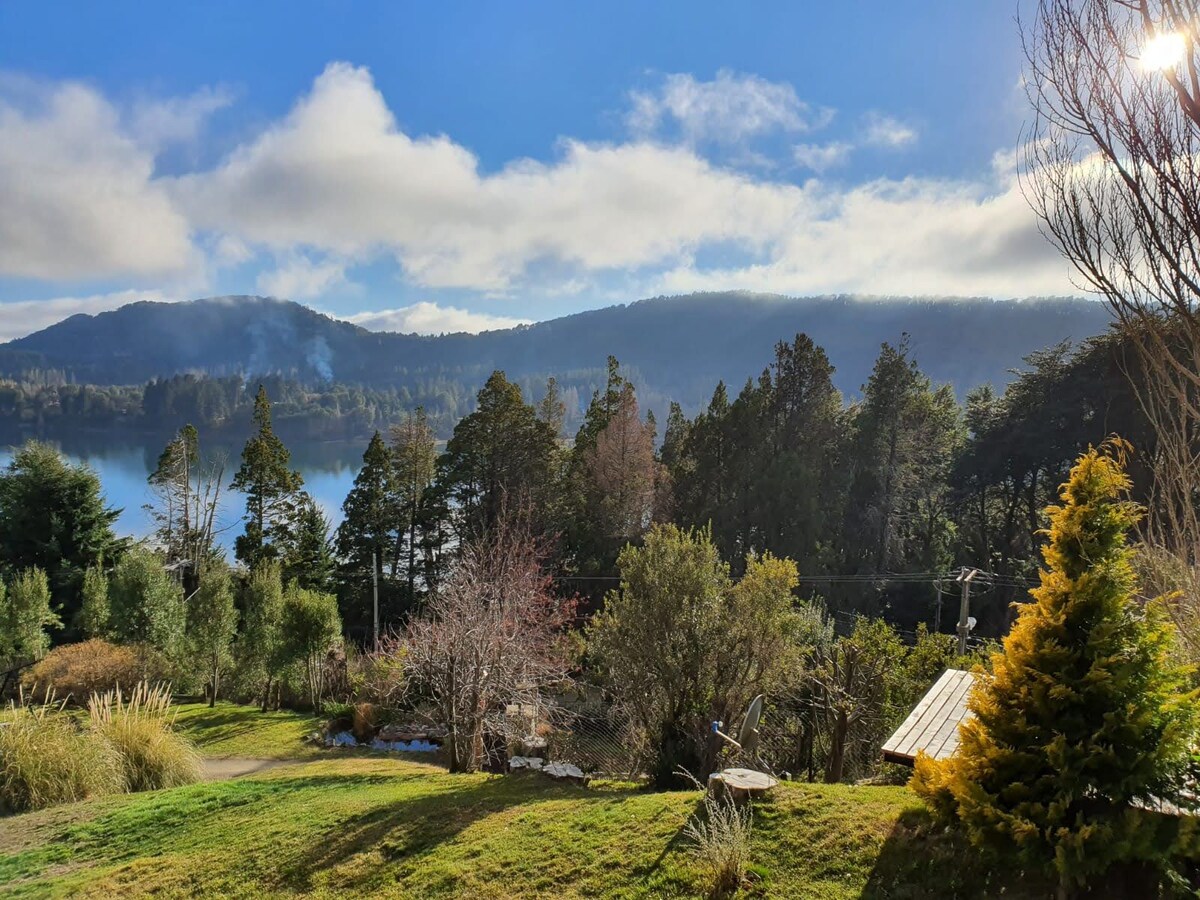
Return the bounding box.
[0,292,1111,439]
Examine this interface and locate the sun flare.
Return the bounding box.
[1141,31,1187,71]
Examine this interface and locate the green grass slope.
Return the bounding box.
[0,703,1049,898]
[171,702,325,760]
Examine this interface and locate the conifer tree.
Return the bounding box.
[391,408,438,601]
[438,371,556,541]
[913,443,1200,891]
[536,376,567,437]
[231,386,304,568]
[0,441,121,632]
[336,432,399,635]
[282,493,337,593]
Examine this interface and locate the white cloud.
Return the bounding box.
[257,254,348,299]
[0,63,1075,310]
[793,141,853,172]
[129,85,233,150]
[861,111,918,148]
[343,301,532,334]
[173,63,806,291]
[654,170,1070,298]
[0,78,197,280]
[627,69,833,143]
[0,290,171,342]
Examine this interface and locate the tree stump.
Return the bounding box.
[708,768,777,802]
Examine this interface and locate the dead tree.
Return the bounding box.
[400,510,576,773]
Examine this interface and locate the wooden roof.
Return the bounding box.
[882,668,977,766]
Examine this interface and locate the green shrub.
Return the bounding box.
[23,639,172,705]
[88,682,201,792]
[0,694,124,813]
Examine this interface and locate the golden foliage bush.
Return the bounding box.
[23,639,171,705]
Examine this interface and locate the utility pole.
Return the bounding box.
[373,548,380,652]
[956,567,979,654]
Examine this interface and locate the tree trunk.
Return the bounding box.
[825,711,848,783]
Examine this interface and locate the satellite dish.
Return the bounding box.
[737,695,764,751]
[967,616,977,632]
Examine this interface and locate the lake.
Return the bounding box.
[0,436,366,554]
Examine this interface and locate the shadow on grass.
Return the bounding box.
[281,773,650,893]
[861,808,1051,900]
[175,707,283,745]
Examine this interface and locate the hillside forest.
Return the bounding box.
[0,323,1155,650]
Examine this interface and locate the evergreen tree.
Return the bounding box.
[437,371,557,541]
[231,386,304,568]
[77,563,110,638]
[0,441,121,634]
[913,444,1200,891]
[336,432,400,636]
[391,408,438,601]
[536,376,567,437]
[187,565,238,707]
[842,338,962,613]
[108,548,186,659]
[282,493,337,593]
[0,568,59,671]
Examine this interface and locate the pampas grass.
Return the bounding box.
[88,682,201,792]
[0,692,124,813]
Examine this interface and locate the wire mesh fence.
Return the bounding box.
[541,711,646,779]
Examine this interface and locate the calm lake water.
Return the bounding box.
[0,436,366,553]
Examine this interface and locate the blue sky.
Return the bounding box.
[0,1,1076,339]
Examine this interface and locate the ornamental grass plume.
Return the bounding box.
[0,691,123,813]
[87,681,201,792]
[912,441,1200,892]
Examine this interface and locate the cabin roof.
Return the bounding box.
[882,668,976,766]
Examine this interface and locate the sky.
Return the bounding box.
[0,1,1081,341]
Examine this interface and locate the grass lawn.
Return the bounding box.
[171,701,326,760]
[0,703,1050,899]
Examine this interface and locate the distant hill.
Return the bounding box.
[0,292,1112,426]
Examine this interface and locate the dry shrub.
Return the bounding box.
[678,770,754,898]
[88,683,201,792]
[351,702,377,742]
[0,693,124,813]
[24,640,171,705]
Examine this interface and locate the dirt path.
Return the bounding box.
[200,758,292,781]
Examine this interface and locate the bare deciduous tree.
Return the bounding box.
[1024,2,1200,543]
[1023,0,1200,631]
[401,512,576,773]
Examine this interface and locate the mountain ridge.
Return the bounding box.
[0,292,1114,424]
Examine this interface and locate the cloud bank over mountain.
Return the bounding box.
[0,62,1075,337]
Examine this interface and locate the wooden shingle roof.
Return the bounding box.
[882,668,977,766]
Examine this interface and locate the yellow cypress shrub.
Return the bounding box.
[912,442,1200,889]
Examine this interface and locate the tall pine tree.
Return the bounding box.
[336,432,400,637]
[231,386,304,568]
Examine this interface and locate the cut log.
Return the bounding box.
[708,768,777,802]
